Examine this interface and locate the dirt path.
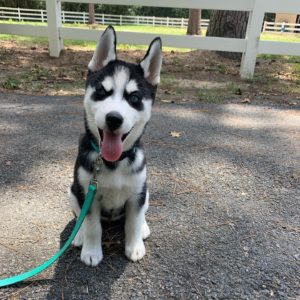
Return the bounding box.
[0,92,299,299]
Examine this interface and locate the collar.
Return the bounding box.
[91,140,137,162]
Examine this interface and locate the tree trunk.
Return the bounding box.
[88,3,95,24]
[187,9,201,35]
[206,11,249,59]
[295,15,300,33]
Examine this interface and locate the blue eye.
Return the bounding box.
[129,93,141,103]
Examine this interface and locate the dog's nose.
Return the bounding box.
[106,111,124,131]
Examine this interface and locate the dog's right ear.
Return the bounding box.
[88,26,116,72]
[140,37,162,86]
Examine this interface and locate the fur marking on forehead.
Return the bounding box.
[125,80,138,94]
[113,66,130,92]
[101,76,113,91]
[99,66,132,94]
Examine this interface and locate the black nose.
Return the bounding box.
[106,111,123,131]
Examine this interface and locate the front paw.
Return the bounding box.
[72,228,83,247]
[141,222,150,240]
[125,241,146,262]
[81,244,103,266]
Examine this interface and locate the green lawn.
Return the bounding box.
[1,20,300,52]
[261,31,300,42]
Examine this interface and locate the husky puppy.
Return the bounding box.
[69,26,162,266]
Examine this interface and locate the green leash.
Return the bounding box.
[0,155,103,288]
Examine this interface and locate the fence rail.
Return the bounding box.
[263,21,300,33]
[0,0,300,79]
[0,7,210,28]
[1,7,299,33]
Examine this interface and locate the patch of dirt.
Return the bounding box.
[0,39,299,106]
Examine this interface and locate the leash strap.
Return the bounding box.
[0,182,97,288]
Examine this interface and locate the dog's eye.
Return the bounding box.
[128,92,141,104]
[94,85,109,101]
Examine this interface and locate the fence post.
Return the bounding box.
[45,0,63,57]
[181,18,184,27]
[262,21,267,32]
[167,16,169,27]
[62,10,65,23]
[18,7,21,21]
[41,9,44,22]
[240,0,265,79]
[102,13,104,24]
[153,16,155,26]
[83,11,86,23]
[137,16,139,25]
[120,15,122,26]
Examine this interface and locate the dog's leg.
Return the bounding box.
[80,199,103,266]
[69,190,83,247]
[141,190,150,240]
[125,189,150,261]
[71,167,103,266]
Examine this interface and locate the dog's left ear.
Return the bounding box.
[140,38,162,86]
[88,26,116,72]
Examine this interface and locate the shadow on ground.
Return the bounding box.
[45,220,128,299]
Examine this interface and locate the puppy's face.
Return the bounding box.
[84,26,162,162]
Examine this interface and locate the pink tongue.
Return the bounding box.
[101,131,123,162]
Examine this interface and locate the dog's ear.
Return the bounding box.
[140,37,162,86]
[88,26,116,72]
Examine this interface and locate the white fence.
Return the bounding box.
[0,0,300,79]
[1,7,300,33]
[0,7,210,28]
[263,21,300,33]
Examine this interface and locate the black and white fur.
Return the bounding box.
[69,26,162,266]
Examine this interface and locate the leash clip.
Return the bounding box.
[91,155,103,189]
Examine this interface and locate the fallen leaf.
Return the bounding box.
[240,98,251,104]
[170,131,181,138]
[164,89,176,95]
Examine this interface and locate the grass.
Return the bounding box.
[2,77,21,90]
[0,20,189,51]
[260,32,300,43]
[196,81,245,104]
[0,19,186,35]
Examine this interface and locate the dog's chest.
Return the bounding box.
[97,163,146,213]
[78,154,146,219]
[98,174,134,210]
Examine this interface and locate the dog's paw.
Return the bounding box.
[72,228,83,247]
[125,241,146,262]
[81,245,103,266]
[141,222,150,240]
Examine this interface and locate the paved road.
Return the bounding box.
[0,92,299,299]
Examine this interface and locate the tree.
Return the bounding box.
[206,10,249,59]
[0,0,44,8]
[187,9,201,35]
[295,15,300,33]
[88,3,95,24]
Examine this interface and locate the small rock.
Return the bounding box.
[240,98,251,104]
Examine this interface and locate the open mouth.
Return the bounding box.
[98,128,131,162]
[98,129,129,143]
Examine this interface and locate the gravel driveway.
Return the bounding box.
[0,92,299,299]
